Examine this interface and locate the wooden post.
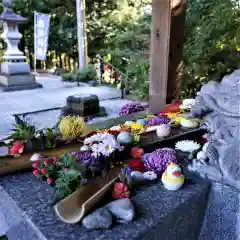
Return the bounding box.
[167,0,187,103]
[149,0,171,114]
[149,0,187,113]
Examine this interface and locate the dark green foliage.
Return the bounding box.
[43,128,57,149]
[7,117,36,142]
[75,64,97,82]
[182,0,240,98]
[61,72,77,82]
[4,0,239,99]
[52,154,87,203]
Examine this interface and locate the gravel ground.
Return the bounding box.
[0,99,146,139]
[0,75,147,139]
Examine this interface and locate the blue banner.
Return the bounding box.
[34,12,50,61]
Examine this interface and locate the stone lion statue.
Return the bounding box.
[188,70,240,190]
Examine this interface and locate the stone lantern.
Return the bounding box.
[0,0,42,91]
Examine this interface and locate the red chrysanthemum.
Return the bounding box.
[128,159,145,172]
[163,104,181,113]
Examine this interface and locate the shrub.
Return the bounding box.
[75,64,97,83]
[61,72,77,82]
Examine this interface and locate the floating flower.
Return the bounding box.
[79,150,104,173]
[175,140,201,153]
[148,115,170,126]
[128,159,146,172]
[41,168,48,175]
[131,123,144,134]
[119,103,145,116]
[163,104,181,113]
[33,169,40,176]
[156,124,171,138]
[47,178,54,184]
[32,162,39,169]
[143,171,157,180]
[52,156,60,163]
[144,148,177,175]
[44,159,51,167]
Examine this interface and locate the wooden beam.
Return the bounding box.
[149,0,171,114]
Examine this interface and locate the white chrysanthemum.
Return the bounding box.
[175,140,201,152]
[89,133,123,157]
[84,133,115,145]
[98,141,115,157]
[91,143,101,158]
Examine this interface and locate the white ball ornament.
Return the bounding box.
[156,124,171,138]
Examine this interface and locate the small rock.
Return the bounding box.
[130,171,145,181]
[30,153,41,162]
[0,146,9,157]
[143,171,157,180]
[106,198,135,223]
[80,145,89,152]
[82,208,112,229]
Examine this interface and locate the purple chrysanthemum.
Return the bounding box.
[148,115,170,126]
[78,151,102,172]
[119,103,145,116]
[144,148,177,175]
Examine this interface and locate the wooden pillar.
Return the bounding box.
[149,0,171,114]
[149,0,187,113]
[167,0,187,103]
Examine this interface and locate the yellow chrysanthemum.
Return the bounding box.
[59,116,89,140]
[166,112,179,119]
[145,115,155,121]
[133,134,140,143]
[131,123,144,134]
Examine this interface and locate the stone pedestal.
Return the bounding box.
[0,0,43,92]
[0,63,42,92]
[0,74,42,92]
[61,94,107,120]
